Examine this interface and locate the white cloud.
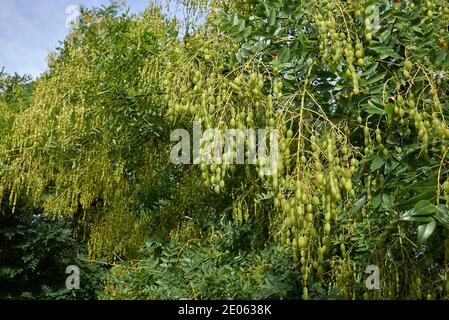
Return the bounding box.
[65,4,81,29]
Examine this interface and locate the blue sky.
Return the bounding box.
[0,0,150,78]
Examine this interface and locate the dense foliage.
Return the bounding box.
[1,0,449,299]
[102,222,304,300]
[0,192,104,299]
